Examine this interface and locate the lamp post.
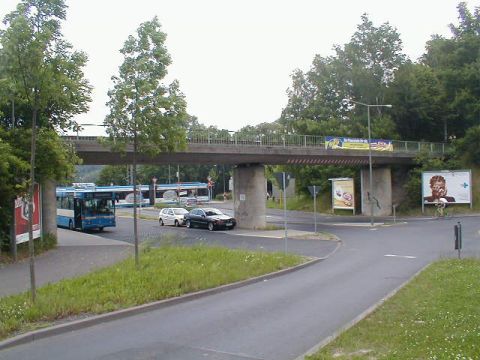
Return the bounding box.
[349,100,392,226]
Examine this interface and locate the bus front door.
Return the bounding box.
[74,199,82,229]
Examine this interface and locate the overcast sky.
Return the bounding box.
[0,0,473,135]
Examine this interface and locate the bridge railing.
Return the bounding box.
[68,133,449,155]
[186,132,448,154]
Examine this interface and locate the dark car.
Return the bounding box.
[184,207,236,231]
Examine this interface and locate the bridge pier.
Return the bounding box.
[41,179,58,239]
[233,164,266,229]
[360,167,392,217]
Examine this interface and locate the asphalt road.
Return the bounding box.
[2,207,479,360]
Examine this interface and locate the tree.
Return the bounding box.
[455,125,480,165]
[0,0,91,301]
[421,2,480,141]
[279,14,404,191]
[97,165,129,186]
[104,17,188,268]
[0,129,29,251]
[281,14,404,140]
[386,62,445,141]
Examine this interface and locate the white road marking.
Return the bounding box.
[384,254,417,259]
[331,223,384,227]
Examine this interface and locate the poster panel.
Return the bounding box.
[332,179,355,210]
[325,136,393,151]
[422,170,471,204]
[15,184,41,244]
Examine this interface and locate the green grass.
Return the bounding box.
[0,245,303,340]
[308,258,480,359]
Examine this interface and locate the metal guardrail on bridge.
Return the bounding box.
[66,132,449,155]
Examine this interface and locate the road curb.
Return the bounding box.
[293,262,431,360]
[0,256,326,351]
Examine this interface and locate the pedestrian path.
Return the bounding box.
[0,229,132,298]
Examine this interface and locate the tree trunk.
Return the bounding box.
[133,132,139,268]
[28,106,38,302]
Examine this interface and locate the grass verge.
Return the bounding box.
[308,258,480,359]
[0,245,303,341]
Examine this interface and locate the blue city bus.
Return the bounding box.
[56,187,116,231]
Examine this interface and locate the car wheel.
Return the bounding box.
[186,220,191,228]
[68,220,74,230]
[208,222,214,231]
[98,227,104,232]
[159,218,164,226]
[174,220,179,227]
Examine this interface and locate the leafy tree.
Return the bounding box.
[420,2,480,141]
[281,14,404,144]
[0,0,91,300]
[386,62,445,141]
[104,17,188,267]
[279,14,404,192]
[96,165,129,186]
[0,129,29,250]
[455,125,480,165]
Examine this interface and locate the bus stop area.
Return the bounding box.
[0,229,133,298]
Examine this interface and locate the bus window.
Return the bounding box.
[83,198,114,215]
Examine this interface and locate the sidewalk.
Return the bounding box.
[0,229,133,298]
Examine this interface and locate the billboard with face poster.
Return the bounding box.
[422,170,472,205]
[14,184,41,244]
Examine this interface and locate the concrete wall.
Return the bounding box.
[233,164,266,229]
[360,167,392,216]
[41,179,57,239]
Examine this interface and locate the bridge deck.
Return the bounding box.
[66,135,447,166]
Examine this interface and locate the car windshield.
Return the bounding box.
[205,209,223,216]
[174,209,188,215]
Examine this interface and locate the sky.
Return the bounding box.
[0,0,475,135]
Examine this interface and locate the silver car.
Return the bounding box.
[158,207,189,227]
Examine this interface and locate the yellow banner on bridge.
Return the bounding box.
[325,137,393,151]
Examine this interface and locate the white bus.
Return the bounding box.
[94,182,210,207]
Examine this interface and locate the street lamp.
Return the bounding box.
[349,100,392,226]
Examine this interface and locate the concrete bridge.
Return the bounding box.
[67,133,447,166]
[59,133,447,229]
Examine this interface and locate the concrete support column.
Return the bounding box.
[41,179,57,239]
[233,164,266,229]
[360,167,392,216]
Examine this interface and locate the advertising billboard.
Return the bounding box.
[331,178,355,211]
[325,136,393,151]
[15,184,41,244]
[422,170,472,204]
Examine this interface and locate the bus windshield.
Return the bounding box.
[83,198,115,216]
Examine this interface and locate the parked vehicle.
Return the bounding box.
[184,208,236,231]
[159,208,189,227]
